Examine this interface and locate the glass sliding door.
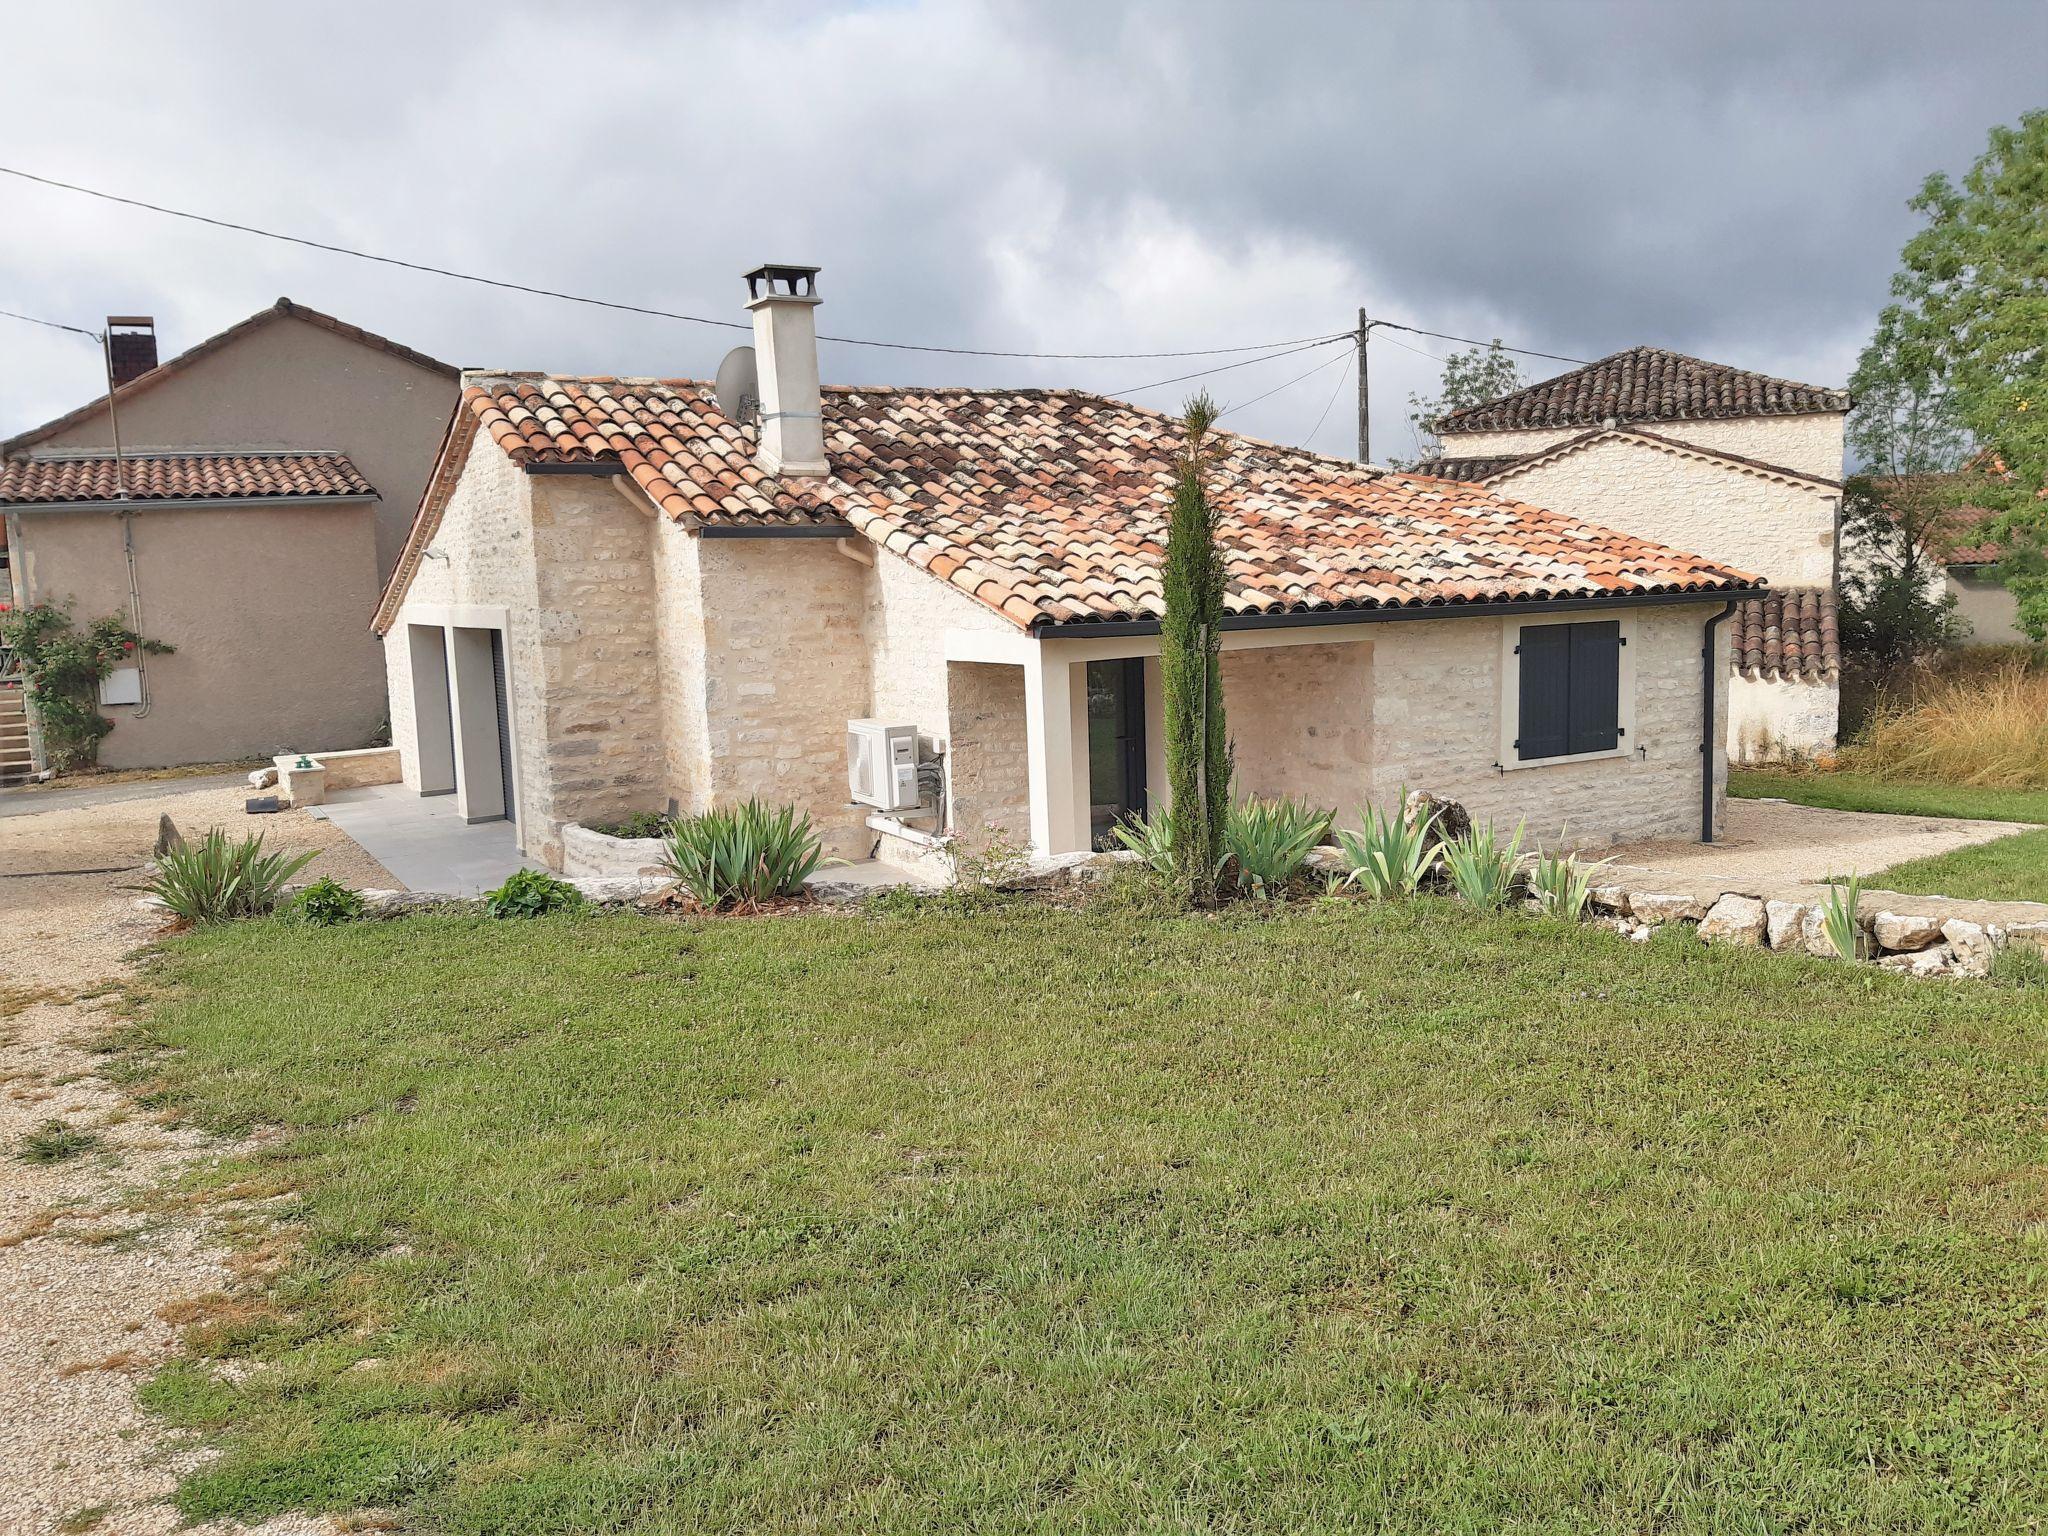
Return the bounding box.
[1086,658,1148,849]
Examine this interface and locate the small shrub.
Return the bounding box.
[484,868,586,919]
[1335,789,1440,898]
[661,800,827,910]
[1818,876,1867,961]
[1528,846,1607,921]
[590,810,673,841]
[18,1119,101,1165]
[949,825,1033,895]
[145,830,317,924]
[1441,820,1526,911]
[1224,797,1334,897]
[281,876,367,927]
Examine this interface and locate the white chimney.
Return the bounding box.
[744,263,828,477]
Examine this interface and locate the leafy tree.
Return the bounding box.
[1160,392,1232,904]
[1838,312,1969,667]
[1886,110,2048,637]
[0,602,172,771]
[1405,341,1525,464]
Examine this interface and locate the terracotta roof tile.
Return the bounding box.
[0,451,374,505]
[1733,588,1838,682]
[417,373,1759,632]
[1438,347,1849,434]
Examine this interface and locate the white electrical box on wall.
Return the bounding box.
[846,719,920,812]
[99,667,143,706]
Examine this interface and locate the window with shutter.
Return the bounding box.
[1515,619,1622,762]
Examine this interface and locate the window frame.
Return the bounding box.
[1498,614,1638,770]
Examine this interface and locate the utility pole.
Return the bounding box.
[1355,307,1371,463]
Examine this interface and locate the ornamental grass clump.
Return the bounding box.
[1819,875,1868,961]
[1336,790,1440,899]
[661,800,827,910]
[1441,820,1527,912]
[1848,664,2048,788]
[1527,846,1606,921]
[145,829,316,925]
[1223,797,1333,898]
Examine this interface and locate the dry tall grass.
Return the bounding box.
[1847,663,2048,787]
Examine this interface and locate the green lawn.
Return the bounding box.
[1870,826,2048,904]
[1728,767,2048,825]
[131,905,2048,1534]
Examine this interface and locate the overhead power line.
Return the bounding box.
[0,165,1352,364]
[1108,334,1354,399]
[1221,338,1359,420]
[1370,318,1585,367]
[0,306,101,340]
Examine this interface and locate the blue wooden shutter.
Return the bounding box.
[1516,623,1571,761]
[1566,621,1621,755]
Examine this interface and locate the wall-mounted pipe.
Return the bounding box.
[1700,600,1738,843]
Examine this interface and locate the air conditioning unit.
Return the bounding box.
[847,719,920,812]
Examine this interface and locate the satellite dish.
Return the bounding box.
[714,345,760,426]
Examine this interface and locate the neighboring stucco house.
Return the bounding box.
[1420,348,1850,761]
[1,300,456,770]
[374,266,1758,873]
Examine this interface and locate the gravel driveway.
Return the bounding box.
[0,784,387,1535]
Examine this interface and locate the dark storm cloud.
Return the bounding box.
[1,0,2041,463]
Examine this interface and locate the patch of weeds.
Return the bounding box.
[17,1119,103,1165]
[1083,865,1195,918]
[1,983,73,1017]
[482,869,586,919]
[281,877,368,927]
[56,1505,111,1534]
[1989,946,2048,989]
[588,810,673,840]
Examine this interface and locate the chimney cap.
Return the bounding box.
[743,264,820,305]
[106,315,155,329]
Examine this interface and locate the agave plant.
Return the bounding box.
[661,799,829,910]
[1818,875,1867,961]
[1440,819,1527,912]
[1527,845,1609,921]
[1223,796,1333,897]
[1110,807,1179,876]
[145,829,317,924]
[1335,789,1440,899]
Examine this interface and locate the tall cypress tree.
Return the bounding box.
[1159,392,1231,902]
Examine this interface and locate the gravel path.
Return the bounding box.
[0,787,389,1535]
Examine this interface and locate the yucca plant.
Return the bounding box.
[1335,789,1440,898]
[1440,819,1527,912]
[1223,796,1333,897]
[1527,846,1607,921]
[661,799,828,910]
[144,829,316,924]
[1819,875,1867,961]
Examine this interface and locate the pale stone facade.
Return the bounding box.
[1439,410,1846,762]
[385,434,1733,869]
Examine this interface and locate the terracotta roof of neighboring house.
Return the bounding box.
[1733,587,1837,682]
[0,451,374,505]
[1436,346,1849,434]
[1418,425,1839,492]
[1,298,456,457]
[379,374,1762,634]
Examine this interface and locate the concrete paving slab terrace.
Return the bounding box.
[307,783,537,895]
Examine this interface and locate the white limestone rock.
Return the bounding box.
[1698,894,1767,946]
[1588,885,1631,915]
[564,876,670,905]
[1879,946,1954,978]
[1941,919,1997,977]
[247,766,279,789]
[1872,910,1944,953]
[1764,900,1809,951]
[1630,892,1707,925]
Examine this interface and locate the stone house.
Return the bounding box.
[1,300,456,771]
[373,267,1760,872]
[1421,348,1850,761]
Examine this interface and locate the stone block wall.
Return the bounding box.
[1222,641,1374,816]
[1728,672,1838,763]
[1367,606,1725,846]
[945,661,1030,841]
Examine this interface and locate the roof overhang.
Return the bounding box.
[1027,585,1766,638]
[2,494,376,515]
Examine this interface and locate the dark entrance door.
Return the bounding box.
[489,630,516,828]
[1086,658,1147,848]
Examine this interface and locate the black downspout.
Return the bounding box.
[1700,601,1738,843]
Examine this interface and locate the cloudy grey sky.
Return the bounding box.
[2,0,2043,463]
